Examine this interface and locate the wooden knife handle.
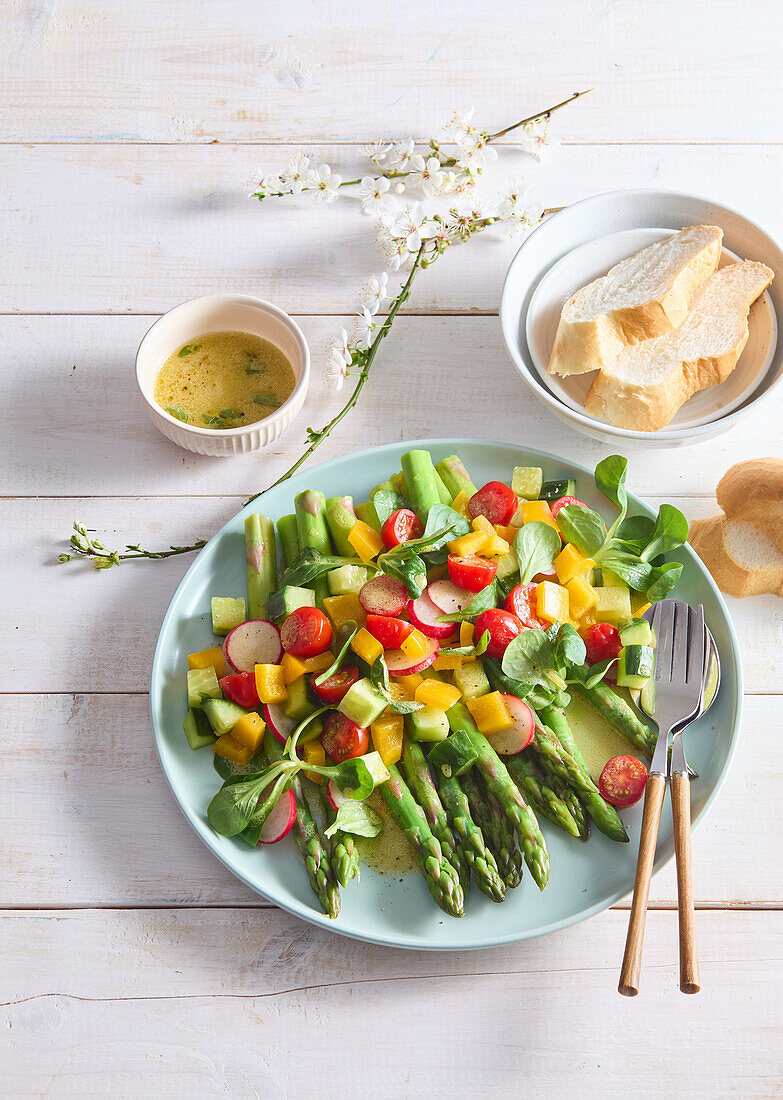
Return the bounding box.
[671,770,700,994]
[619,772,666,997]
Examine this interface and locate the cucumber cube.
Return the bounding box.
[540,478,576,503]
[183,707,217,749]
[494,551,520,583]
[406,705,449,742]
[327,564,368,596]
[594,587,632,625]
[284,676,318,720]
[617,644,655,689]
[338,678,387,727]
[619,617,653,646]
[267,586,315,621]
[452,661,491,700]
[201,697,247,736]
[601,569,628,589]
[512,466,544,500]
[187,666,221,708]
[211,596,246,636]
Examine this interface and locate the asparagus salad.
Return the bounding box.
[183,451,689,919]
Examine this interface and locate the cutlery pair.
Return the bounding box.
[619,600,706,997]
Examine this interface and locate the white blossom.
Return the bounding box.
[360,272,390,314]
[456,130,498,172]
[326,328,352,390]
[310,164,342,204]
[407,154,445,198]
[444,107,475,144]
[519,133,558,162]
[357,175,392,215]
[354,305,379,349]
[280,152,312,193]
[359,140,391,163]
[386,138,415,170]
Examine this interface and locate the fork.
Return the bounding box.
[618,600,705,997]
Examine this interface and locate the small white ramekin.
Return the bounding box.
[136,293,310,456]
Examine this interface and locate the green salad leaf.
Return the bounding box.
[370,655,423,714]
[324,800,382,839]
[436,581,498,623]
[438,629,491,659]
[371,489,408,525]
[514,521,562,583]
[422,504,471,549]
[282,546,374,589]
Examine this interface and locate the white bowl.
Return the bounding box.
[136,293,310,456]
[500,189,783,446]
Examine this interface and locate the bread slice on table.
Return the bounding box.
[584,261,774,431]
[689,514,783,597]
[547,225,723,377]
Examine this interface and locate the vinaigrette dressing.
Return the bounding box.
[154,330,295,429]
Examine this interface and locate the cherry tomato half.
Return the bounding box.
[219,671,260,710]
[598,755,648,807]
[366,614,413,649]
[281,606,333,657]
[381,508,424,549]
[468,481,518,526]
[311,665,360,705]
[321,713,369,763]
[447,554,498,592]
[504,583,546,629]
[550,494,589,519]
[583,622,622,665]
[473,608,522,658]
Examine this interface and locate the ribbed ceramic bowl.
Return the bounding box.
[136,293,310,456]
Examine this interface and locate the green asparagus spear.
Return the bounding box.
[505,754,581,838]
[325,495,358,558]
[548,772,590,841]
[244,513,277,619]
[403,739,468,889]
[435,769,506,902]
[435,454,478,499]
[380,765,464,917]
[292,776,341,918]
[294,490,332,608]
[276,514,299,571]
[447,701,550,890]
[570,681,656,756]
[401,450,443,521]
[324,793,361,888]
[460,768,524,888]
[537,703,592,840]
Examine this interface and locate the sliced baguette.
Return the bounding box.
[547,225,723,377]
[689,515,783,598]
[584,261,774,431]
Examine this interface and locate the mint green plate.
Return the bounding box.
[150,439,742,950]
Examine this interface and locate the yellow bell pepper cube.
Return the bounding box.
[466,691,514,736]
[460,621,475,647]
[302,740,326,784]
[415,679,462,710]
[578,607,597,632]
[213,733,253,766]
[371,714,404,767]
[351,627,384,665]
[472,515,495,539]
[394,672,423,696]
[566,576,597,620]
[448,530,488,557]
[518,500,559,531]
[433,652,463,671]
[254,663,288,703]
[555,543,596,585]
[280,652,307,685]
[631,591,652,617]
[347,520,385,562]
[481,534,510,558]
[536,581,571,624]
[494,524,518,543]
[451,490,471,518]
[231,711,266,753]
[188,646,225,678]
[400,629,429,660]
[323,593,366,630]
[386,682,413,702]
[301,651,335,673]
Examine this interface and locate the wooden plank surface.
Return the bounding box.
[2,143,783,314]
[1,692,779,907]
[1,909,781,1098]
[2,0,782,144]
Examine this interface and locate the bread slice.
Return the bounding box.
[547,225,723,377]
[584,261,774,431]
[689,515,783,597]
[717,457,783,519]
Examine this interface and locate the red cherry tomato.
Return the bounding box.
[321,713,369,763]
[219,672,260,709]
[599,755,648,807]
[583,622,623,665]
[473,608,522,658]
[310,665,360,705]
[468,481,518,525]
[550,494,589,519]
[381,508,424,549]
[447,554,498,592]
[504,583,546,629]
[281,606,333,657]
[366,614,413,649]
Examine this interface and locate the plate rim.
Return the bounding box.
[500,187,783,443]
[150,436,744,951]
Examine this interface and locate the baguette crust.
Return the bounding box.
[689,516,783,598]
[547,226,723,377]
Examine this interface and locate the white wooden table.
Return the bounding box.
[2,3,782,1095]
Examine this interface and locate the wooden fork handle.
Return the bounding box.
[619,772,666,996]
[671,770,700,994]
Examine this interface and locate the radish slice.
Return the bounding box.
[385,637,439,676]
[359,575,408,616]
[487,693,535,755]
[263,702,297,745]
[259,788,297,844]
[223,620,282,674]
[408,594,455,640]
[326,779,349,811]
[427,580,474,615]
